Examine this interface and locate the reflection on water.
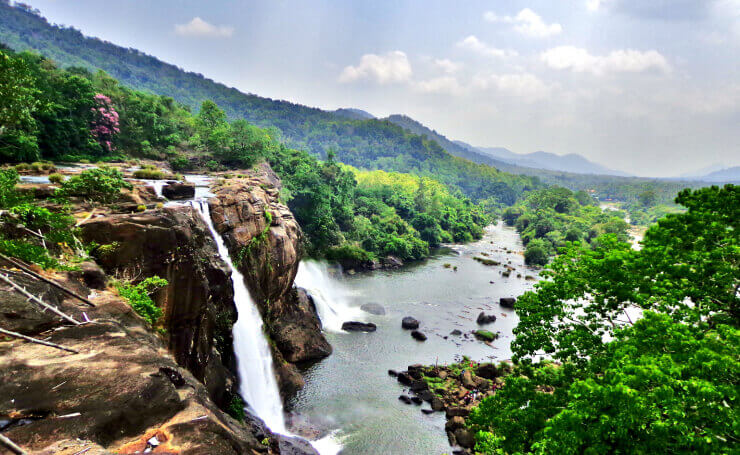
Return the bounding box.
[289,223,539,454]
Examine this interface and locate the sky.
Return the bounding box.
[21,0,740,177]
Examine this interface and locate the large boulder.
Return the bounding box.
[476,312,497,325]
[342,321,377,332]
[402,316,420,330]
[360,302,386,315]
[500,297,516,308]
[269,288,332,363]
[80,206,237,407]
[162,181,195,200]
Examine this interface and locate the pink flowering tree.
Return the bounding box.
[90,94,120,153]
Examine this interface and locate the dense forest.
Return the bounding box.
[501,187,629,266]
[0,45,490,264]
[470,184,738,454]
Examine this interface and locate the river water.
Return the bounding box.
[289,223,538,454]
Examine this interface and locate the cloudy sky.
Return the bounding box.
[23,0,740,176]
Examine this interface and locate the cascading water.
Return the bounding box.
[193,201,343,454]
[294,260,365,332]
[192,200,287,432]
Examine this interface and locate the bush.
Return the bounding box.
[0,237,60,269]
[57,167,132,203]
[115,276,168,325]
[0,169,23,208]
[524,239,549,266]
[133,168,167,179]
[48,173,64,184]
[169,155,190,171]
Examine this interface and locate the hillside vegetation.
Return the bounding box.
[0,45,489,264]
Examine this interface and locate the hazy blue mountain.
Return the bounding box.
[473,147,631,177]
[693,166,740,183]
[333,108,375,120]
[678,163,728,179]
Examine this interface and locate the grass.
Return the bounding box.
[473,256,500,266]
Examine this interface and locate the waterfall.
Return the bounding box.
[192,201,287,433]
[294,260,365,332]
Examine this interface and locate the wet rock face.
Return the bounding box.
[162,181,195,200]
[208,166,331,396]
[0,273,307,455]
[79,205,237,407]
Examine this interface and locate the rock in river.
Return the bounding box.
[476,312,497,325]
[360,302,386,315]
[162,181,195,200]
[342,321,377,332]
[411,330,427,341]
[402,316,420,330]
[500,297,516,309]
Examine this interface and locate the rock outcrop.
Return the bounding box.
[208,165,331,397]
[0,265,314,454]
[80,205,238,408]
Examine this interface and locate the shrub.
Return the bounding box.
[57,167,132,203]
[48,173,64,184]
[524,239,549,266]
[115,276,168,326]
[136,204,146,212]
[169,155,190,171]
[0,237,60,269]
[0,169,23,208]
[226,395,246,422]
[133,168,167,180]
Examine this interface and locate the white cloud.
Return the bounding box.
[540,46,671,75]
[484,8,562,38]
[457,36,518,58]
[338,51,413,84]
[471,72,552,102]
[174,17,234,38]
[434,58,462,74]
[586,0,608,11]
[414,76,463,95]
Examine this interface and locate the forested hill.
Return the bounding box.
[0,1,538,204]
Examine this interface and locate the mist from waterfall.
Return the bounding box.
[294,260,365,332]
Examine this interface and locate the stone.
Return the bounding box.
[388,369,399,377]
[162,182,195,200]
[445,416,466,432]
[382,255,404,268]
[454,428,475,448]
[461,370,476,389]
[397,372,413,386]
[446,407,470,418]
[411,330,427,341]
[398,395,413,405]
[450,329,462,336]
[438,370,448,380]
[76,261,107,289]
[402,316,420,330]
[270,288,332,363]
[360,302,386,315]
[476,363,498,380]
[410,396,423,405]
[341,321,377,332]
[500,297,516,308]
[476,312,497,325]
[421,409,435,415]
[410,380,429,392]
[474,330,498,342]
[431,396,445,411]
[418,390,434,402]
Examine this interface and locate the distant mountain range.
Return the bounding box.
[384,115,630,177]
[689,166,740,183]
[333,108,375,120]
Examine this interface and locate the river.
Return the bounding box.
[290,223,538,454]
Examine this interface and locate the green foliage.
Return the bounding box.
[115,276,167,326]
[226,395,246,422]
[508,186,630,264]
[471,185,740,454]
[0,168,24,208]
[0,237,60,269]
[132,168,167,179]
[47,172,63,184]
[57,167,132,203]
[0,48,40,161]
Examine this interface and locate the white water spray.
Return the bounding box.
[193,201,287,432]
[294,260,365,332]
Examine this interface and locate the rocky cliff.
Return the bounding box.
[0,263,315,454]
[208,165,332,396]
[80,205,239,409]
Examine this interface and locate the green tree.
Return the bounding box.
[0,49,40,161]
